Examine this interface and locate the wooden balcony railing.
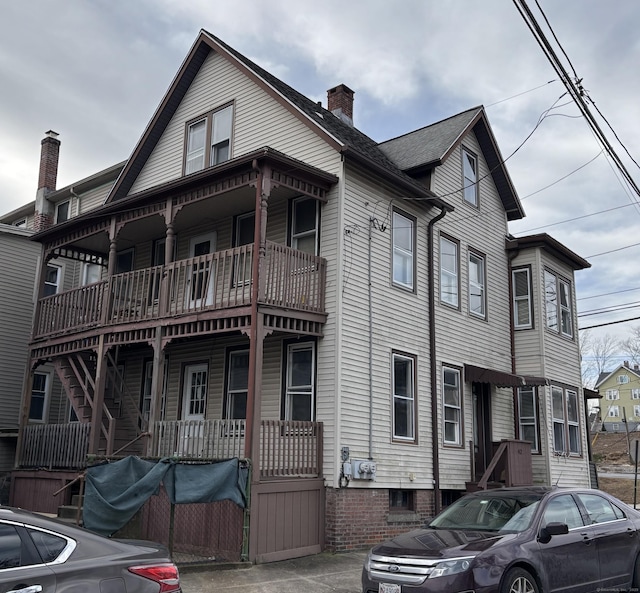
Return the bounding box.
[33,242,326,339]
[19,423,91,470]
[260,420,323,478]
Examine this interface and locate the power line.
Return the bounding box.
[485,79,557,107]
[578,287,640,302]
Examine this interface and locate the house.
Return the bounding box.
[595,361,640,432]
[0,220,41,492]
[3,29,593,562]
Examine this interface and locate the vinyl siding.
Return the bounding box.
[130,50,340,195]
[78,181,114,213]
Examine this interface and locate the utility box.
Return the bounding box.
[352,459,377,480]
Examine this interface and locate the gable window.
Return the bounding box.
[617,374,630,384]
[605,389,619,400]
[283,341,315,421]
[443,367,462,445]
[468,251,486,318]
[552,386,581,456]
[517,387,539,453]
[462,148,478,206]
[290,197,319,255]
[43,264,61,297]
[30,372,50,422]
[392,210,415,290]
[392,352,416,441]
[55,200,70,223]
[608,406,620,417]
[544,270,574,337]
[440,236,459,307]
[13,218,26,228]
[184,104,233,174]
[512,268,532,329]
[225,349,249,420]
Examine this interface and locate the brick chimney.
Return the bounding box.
[34,130,60,232]
[327,84,355,127]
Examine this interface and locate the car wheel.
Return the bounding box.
[633,553,640,590]
[501,567,539,593]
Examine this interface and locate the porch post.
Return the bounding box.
[15,364,36,469]
[89,336,109,455]
[147,331,165,453]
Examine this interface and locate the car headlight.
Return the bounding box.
[429,557,474,578]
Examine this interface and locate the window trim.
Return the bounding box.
[616,374,630,384]
[605,389,619,400]
[440,234,460,308]
[442,365,463,446]
[544,269,574,338]
[281,339,316,422]
[512,266,533,329]
[468,249,487,319]
[391,209,416,292]
[551,385,582,456]
[288,196,320,256]
[43,263,62,297]
[30,371,51,422]
[55,199,71,224]
[223,347,250,420]
[461,146,479,207]
[392,351,417,443]
[183,102,234,175]
[517,386,540,453]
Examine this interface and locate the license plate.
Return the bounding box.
[379,583,401,593]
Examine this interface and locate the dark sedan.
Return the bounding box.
[362,486,640,593]
[0,506,181,592]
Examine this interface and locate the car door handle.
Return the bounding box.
[580,532,593,544]
[8,586,43,593]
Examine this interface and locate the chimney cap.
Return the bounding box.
[44,130,59,139]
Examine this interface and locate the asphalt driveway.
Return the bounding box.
[180,551,367,593]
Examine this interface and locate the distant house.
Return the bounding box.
[595,362,640,432]
[2,29,593,562]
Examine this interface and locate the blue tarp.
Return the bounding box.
[83,456,248,535]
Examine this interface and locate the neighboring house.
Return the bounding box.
[2,30,592,562]
[0,222,41,489]
[595,362,640,432]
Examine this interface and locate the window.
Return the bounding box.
[290,197,319,255]
[605,389,619,400]
[512,268,532,329]
[234,212,255,285]
[140,361,167,424]
[13,218,26,228]
[392,210,415,290]
[552,386,581,455]
[30,372,50,422]
[55,200,70,223]
[443,367,461,445]
[576,493,619,524]
[634,405,640,418]
[462,148,478,206]
[28,527,70,562]
[184,104,233,174]
[225,349,249,420]
[389,490,415,512]
[517,387,539,453]
[617,374,630,384]
[82,262,102,285]
[283,341,315,421]
[632,389,640,400]
[468,251,486,318]
[545,270,574,337]
[608,406,620,417]
[440,236,459,307]
[43,264,61,297]
[116,249,134,274]
[392,353,416,441]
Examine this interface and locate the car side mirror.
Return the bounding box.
[538,521,569,543]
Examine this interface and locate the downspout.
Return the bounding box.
[428,205,449,515]
[368,218,374,459]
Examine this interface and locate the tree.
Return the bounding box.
[580,330,620,388]
[619,325,640,368]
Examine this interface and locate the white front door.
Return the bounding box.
[179,363,208,456]
[188,232,216,307]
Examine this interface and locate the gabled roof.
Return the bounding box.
[505,233,591,270]
[379,107,525,221]
[106,30,452,211]
[595,363,640,389]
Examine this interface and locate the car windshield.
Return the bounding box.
[429,493,543,533]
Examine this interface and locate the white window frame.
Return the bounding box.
[284,341,315,422]
[512,268,532,329]
[392,352,416,442]
[392,210,415,291]
[462,147,478,206]
[43,263,61,297]
[440,236,459,307]
[552,386,581,456]
[468,251,486,319]
[225,349,249,420]
[632,389,640,400]
[184,104,233,174]
[634,405,640,418]
[517,386,539,453]
[30,371,51,422]
[608,406,620,417]
[82,262,102,286]
[55,200,71,224]
[605,389,620,400]
[290,197,319,256]
[545,270,574,338]
[617,374,630,384]
[443,367,462,445]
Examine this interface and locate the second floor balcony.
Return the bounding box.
[33,240,326,341]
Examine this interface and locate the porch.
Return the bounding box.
[466,439,533,492]
[16,418,323,479]
[33,241,326,341]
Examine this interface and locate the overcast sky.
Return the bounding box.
[2,0,640,359]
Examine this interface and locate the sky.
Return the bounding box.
[2,0,640,364]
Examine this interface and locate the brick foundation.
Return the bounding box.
[325,487,436,552]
